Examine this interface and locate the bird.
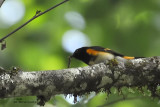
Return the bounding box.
[68,46,143,67]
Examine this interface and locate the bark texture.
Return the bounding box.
[0,56,160,105]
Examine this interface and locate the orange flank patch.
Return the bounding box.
[123,56,135,59]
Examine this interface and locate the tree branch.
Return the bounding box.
[0,57,160,105]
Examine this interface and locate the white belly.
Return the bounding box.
[89,52,114,65]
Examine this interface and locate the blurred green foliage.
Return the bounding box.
[0,0,160,106]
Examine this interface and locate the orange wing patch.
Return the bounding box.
[86,49,109,56]
[123,56,135,59]
[86,49,99,55]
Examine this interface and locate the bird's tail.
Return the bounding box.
[134,57,145,59]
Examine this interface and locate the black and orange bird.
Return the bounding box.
[68,46,143,67]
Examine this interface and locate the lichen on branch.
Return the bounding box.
[0,56,160,106]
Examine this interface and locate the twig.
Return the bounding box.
[0,0,69,43]
[0,0,5,7]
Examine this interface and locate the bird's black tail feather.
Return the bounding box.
[134,57,145,59]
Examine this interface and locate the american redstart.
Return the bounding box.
[68,46,143,68]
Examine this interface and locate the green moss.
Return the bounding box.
[106,59,118,68]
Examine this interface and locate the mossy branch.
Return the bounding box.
[0,57,160,106]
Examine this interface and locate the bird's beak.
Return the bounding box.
[67,55,73,68]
